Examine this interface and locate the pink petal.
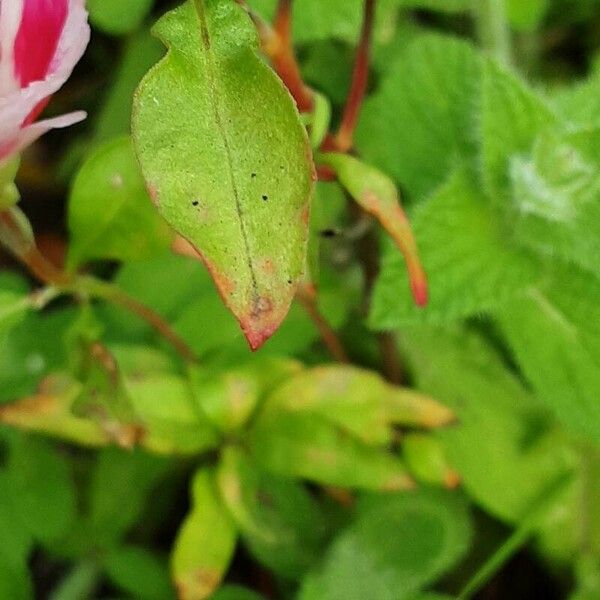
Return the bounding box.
[0,110,86,162]
[13,0,69,87]
[0,0,24,95]
[0,0,89,159]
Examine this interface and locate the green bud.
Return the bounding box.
[0,157,21,210]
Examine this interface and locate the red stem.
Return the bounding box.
[272,0,314,112]
[297,285,349,363]
[335,0,376,152]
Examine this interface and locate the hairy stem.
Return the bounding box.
[475,0,512,65]
[336,0,376,151]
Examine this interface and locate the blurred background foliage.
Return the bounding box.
[3,0,600,598]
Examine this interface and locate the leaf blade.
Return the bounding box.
[132,0,314,349]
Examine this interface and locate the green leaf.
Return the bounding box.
[189,358,301,434]
[217,447,329,580]
[172,468,237,600]
[507,128,600,277]
[5,434,77,544]
[257,365,452,446]
[0,290,31,335]
[125,372,221,455]
[67,136,172,269]
[104,546,175,600]
[248,0,402,44]
[95,32,165,142]
[481,58,557,201]
[250,407,414,491]
[0,373,113,447]
[87,0,154,35]
[506,0,549,31]
[0,305,79,402]
[403,433,460,488]
[133,0,314,350]
[553,70,600,127]
[98,253,211,341]
[498,265,600,444]
[299,489,472,600]
[86,448,170,548]
[357,34,481,200]
[319,153,427,306]
[369,170,540,329]
[399,325,576,523]
[0,471,33,575]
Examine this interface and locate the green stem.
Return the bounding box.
[49,560,100,600]
[75,276,198,363]
[474,0,512,65]
[457,473,572,600]
[0,207,197,363]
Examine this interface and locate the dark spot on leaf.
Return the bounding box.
[262,195,268,201]
[251,173,257,178]
[287,279,292,284]
[192,200,199,206]
[320,228,338,238]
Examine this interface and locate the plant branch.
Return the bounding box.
[77,277,199,364]
[335,0,376,152]
[297,283,350,363]
[271,0,314,112]
[0,208,198,364]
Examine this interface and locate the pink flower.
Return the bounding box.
[0,0,90,163]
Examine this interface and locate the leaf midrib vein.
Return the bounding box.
[192,0,259,304]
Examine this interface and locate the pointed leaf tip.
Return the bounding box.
[319,153,428,308]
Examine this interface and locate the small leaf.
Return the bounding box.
[0,373,114,447]
[319,153,428,306]
[172,468,237,600]
[369,170,541,329]
[299,489,472,600]
[258,365,452,446]
[189,358,301,434]
[6,434,77,544]
[133,0,314,349]
[217,447,329,579]
[67,137,172,269]
[0,290,31,335]
[87,448,170,548]
[125,372,221,455]
[402,433,461,489]
[250,409,414,491]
